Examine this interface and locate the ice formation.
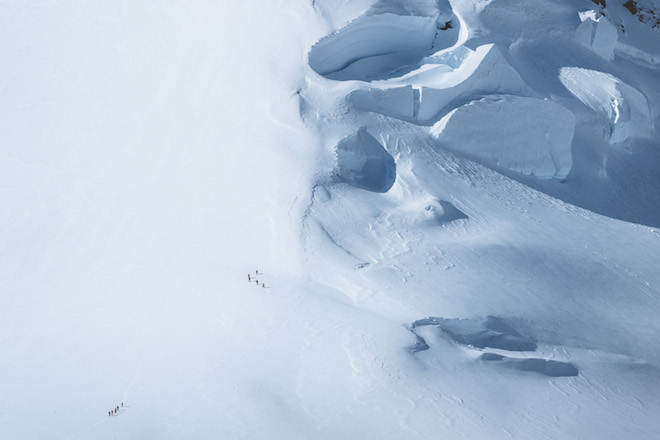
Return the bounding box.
[431,95,575,179]
[559,67,653,144]
[335,127,396,192]
[308,1,459,81]
[348,44,532,125]
[575,10,619,60]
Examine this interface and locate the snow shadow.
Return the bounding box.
[410,334,430,353]
[409,315,579,376]
[422,200,468,224]
[436,201,468,222]
[480,354,579,377]
[309,3,459,81]
[412,316,537,351]
[335,128,396,193]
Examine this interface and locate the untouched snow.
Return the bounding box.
[2,0,660,439]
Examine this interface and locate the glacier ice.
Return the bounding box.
[335,127,396,192]
[308,3,459,81]
[575,10,619,60]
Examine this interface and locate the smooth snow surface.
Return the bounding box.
[2,0,660,439]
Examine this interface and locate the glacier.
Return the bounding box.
[1,0,660,439]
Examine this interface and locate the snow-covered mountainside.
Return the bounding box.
[1,0,659,439]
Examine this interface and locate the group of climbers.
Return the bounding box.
[247,269,267,288]
[108,402,124,417]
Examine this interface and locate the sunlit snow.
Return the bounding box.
[2,0,660,439]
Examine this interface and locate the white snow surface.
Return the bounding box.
[308,6,459,81]
[2,0,660,439]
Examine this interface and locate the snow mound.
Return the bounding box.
[424,199,468,223]
[395,198,468,227]
[412,316,537,351]
[308,6,459,81]
[348,44,531,125]
[481,354,579,377]
[335,128,396,192]
[575,10,619,60]
[559,67,653,144]
[431,95,575,179]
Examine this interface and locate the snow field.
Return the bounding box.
[0,0,322,438]
[1,0,660,439]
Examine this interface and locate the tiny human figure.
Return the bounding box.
[122,402,124,407]
[256,270,259,275]
[109,411,112,417]
[255,280,259,285]
[248,274,251,281]
[262,284,265,288]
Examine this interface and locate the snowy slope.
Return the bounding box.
[1,0,660,439]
